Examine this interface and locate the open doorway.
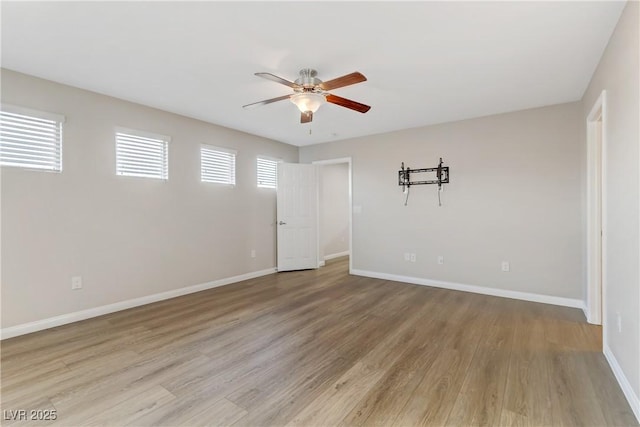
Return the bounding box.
[586,90,607,333]
[313,158,352,274]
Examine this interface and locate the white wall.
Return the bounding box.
[1,69,298,329]
[320,163,349,259]
[301,102,584,301]
[582,0,640,415]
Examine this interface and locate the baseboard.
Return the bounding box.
[582,303,591,323]
[325,251,350,261]
[0,267,277,340]
[604,345,640,423]
[350,269,584,309]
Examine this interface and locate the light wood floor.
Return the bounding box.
[1,257,637,426]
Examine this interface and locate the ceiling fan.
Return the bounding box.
[242,69,371,124]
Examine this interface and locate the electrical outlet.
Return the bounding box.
[617,313,622,333]
[437,256,444,265]
[404,253,411,262]
[410,253,416,263]
[250,249,256,258]
[501,261,510,272]
[71,276,82,290]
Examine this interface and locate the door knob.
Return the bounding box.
[278,221,287,225]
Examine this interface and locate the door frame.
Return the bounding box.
[586,90,607,329]
[312,157,353,274]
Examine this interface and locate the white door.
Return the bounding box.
[277,163,318,271]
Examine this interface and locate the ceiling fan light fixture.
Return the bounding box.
[290,92,325,113]
[245,70,370,124]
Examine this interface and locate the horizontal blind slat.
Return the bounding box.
[0,160,59,170]
[0,118,59,132]
[201,145,235,184]
[116,150,167,163]
[0,109,62,171]
[0,126,61,140]
[116,139,166,152]
[257,157,278,188]
[115,131,168,180]
[0,138,60,150]
[117,160,165,170]
[0,152,60,163]
[1,151,61,163]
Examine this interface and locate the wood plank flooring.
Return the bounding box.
[1,257,637,426]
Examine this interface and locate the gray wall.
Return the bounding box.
[582,0,639,407]
[301,102,584,299]
[1,69,298,328]
[320,163,350,259]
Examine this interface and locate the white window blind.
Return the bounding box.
[115,130,169,180]
[0,105,64,172]
[257,157,278,189]
[201,145,236,185]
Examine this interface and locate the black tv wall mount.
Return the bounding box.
[398,157,450,206]
[399,157,449,189]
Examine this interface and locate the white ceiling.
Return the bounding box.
[1,1,626,147]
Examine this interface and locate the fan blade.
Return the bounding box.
[255,72,300,88]
[319,72,367,91]
[325,94,371,113]
[242,94,291,109]
[301,111,313,123]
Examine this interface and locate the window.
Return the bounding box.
[115,129,169,180]
[201,145,236,185]
[0,105,64,172]
[257,157,278,189]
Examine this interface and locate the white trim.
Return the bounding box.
[586,90,607,326]
[604,345,640,423]
[115,126,171,143]
[351,269,584,309]
[201,144,237,156]
[325,251,350,261]
[312,157,353,275]
[581,303,590,321]
[0,267,276,340]
[256,154,283,163]
[1,103,66,123]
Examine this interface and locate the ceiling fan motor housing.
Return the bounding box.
[295,69,322,91]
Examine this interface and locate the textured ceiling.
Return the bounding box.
[1,1,626,146]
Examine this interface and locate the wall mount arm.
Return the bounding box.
[399,157,450,190]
